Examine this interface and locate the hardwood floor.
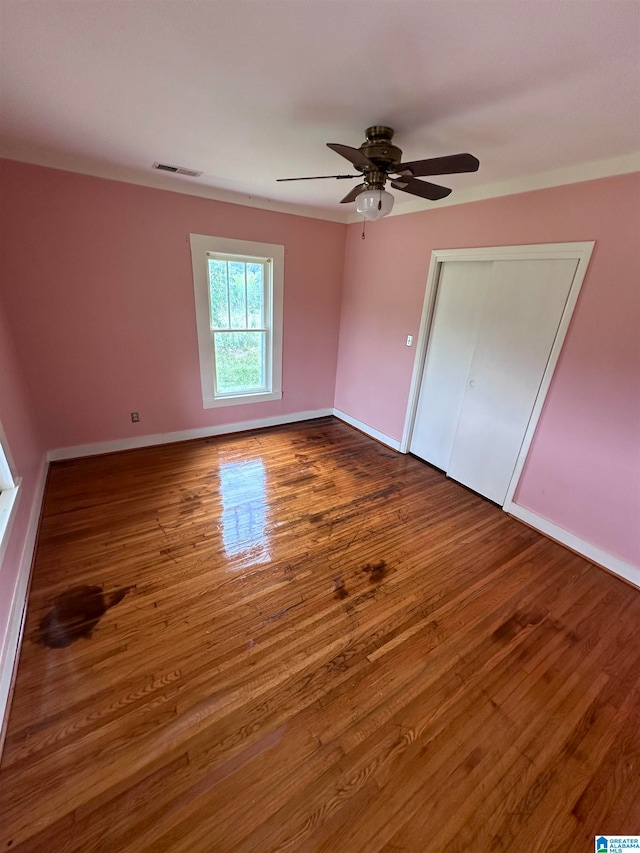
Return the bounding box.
[1,417,638,851]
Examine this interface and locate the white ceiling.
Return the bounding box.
[1,0,639,222]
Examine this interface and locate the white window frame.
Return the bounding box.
[190,234,284,408]
[0,424,20,568]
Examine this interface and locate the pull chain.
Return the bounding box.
[361,219,366,240]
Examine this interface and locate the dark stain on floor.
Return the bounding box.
[362,560,388,583]
[333,576,349,599]
[492,607,548,644]
[37,585,131,648]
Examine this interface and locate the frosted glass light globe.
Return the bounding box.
[355,188,394,220]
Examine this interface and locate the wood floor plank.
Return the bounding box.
[0,417,638,851]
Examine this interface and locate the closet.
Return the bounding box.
[410,257,579,505]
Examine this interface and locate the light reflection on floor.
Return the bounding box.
[219,458,270,566]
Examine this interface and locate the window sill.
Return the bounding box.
[203,390,282,409]
[0,480,20,569]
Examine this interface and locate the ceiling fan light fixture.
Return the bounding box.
[355,187,394,220]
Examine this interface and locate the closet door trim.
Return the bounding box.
[400,241,595,507]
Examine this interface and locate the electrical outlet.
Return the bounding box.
[406,335,413,347]
[131,412,140,423]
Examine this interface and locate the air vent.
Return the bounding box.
[152,162,202,178]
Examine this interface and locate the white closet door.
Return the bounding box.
[410,261,491,469]
[447,258,578,503]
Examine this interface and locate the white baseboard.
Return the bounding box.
[506,501,640,589]
[332,409,401,451]
[47,409,335,461]
[0,456,49,752]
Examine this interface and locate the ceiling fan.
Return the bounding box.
[278,126,479,220]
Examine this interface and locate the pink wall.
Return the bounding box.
[0,160,346,449]
[335,174,640,567]
[0,295,46,654]
[0,158,637,575]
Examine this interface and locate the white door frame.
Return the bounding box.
[400,241,595,509]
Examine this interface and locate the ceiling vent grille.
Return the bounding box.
[152,162,202,178]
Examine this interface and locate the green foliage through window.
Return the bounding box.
[208,256,268,395]
[214,332,265,393]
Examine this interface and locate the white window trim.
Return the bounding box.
[190,234,284,408]
[0,429,20,569]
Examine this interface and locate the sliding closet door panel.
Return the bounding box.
[447,258,577,504]
[410,261,491,469]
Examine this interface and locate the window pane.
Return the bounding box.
[246,263,264,329]
[214,331,265,393]
[228,261,247,329]
[209,260,229,330]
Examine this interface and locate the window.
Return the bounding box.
[190,235,284,408]
[0,428,19,567]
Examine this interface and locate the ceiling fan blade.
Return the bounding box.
[394,153,479,178]
[327,143,376,170]
[340,183,367,204]
[391,178,452,201]
[277,173,359,182]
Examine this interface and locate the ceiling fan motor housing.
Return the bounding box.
[359,126,402,183]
